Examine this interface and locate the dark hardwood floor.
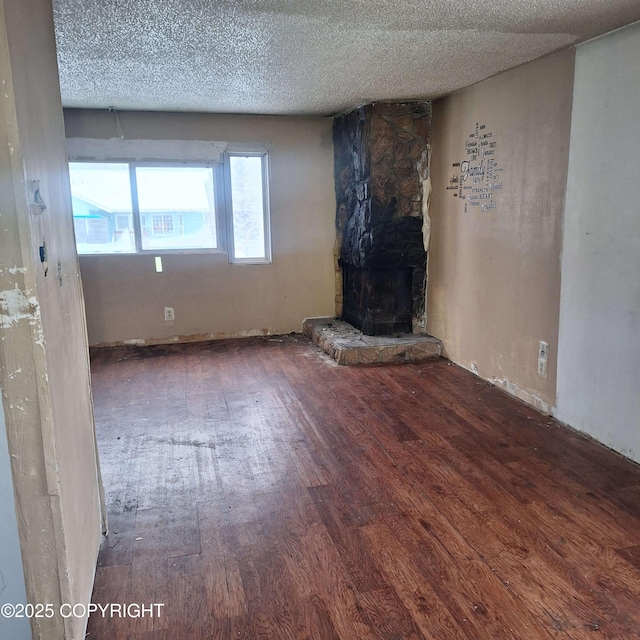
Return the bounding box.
[86,335,640,640]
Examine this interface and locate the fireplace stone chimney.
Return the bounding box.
[333,102,431,335]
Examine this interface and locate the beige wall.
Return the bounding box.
[63,110,336,346]
[428,49,575,410]
[0,1,102,638]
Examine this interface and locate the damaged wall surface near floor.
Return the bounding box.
[63,110,336,346]
[0,0,102,638]
[556,21,640,464]
[428,49,575,411]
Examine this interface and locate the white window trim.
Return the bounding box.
[128,161,226,255]
[70,147,272,263]
[66,138,227,163]
[223,149,272,265]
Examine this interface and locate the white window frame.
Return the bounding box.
[129,161,225,255]
[69,152,271,263]
[223,149,272,264]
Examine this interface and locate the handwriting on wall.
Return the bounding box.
[446,122,503,212]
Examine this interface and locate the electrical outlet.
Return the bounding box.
[538,359,547,378]
[164,307,175,322]
[537,341,548,378]
[539,341,548,362]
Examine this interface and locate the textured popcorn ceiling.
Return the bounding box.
[52,0,640,116]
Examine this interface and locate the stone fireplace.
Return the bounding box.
[333,102,431,335]
[342,265,413,335]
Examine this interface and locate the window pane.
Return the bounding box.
[135,167,217,251]
[69,163,135,254]
[229,156,266,260]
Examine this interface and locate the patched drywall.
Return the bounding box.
[428,49,575,408]
[64,109,336,346]
[0,1,103,638]
[556,21,640,463]
[0,286,40,330]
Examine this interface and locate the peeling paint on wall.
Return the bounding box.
[0,286,45,351]
[1,2,104,636]
[415,171,432,333]
[0,286,39,329]
[422,175,432,252]
[97,327,283,349]
[491,376,551,415]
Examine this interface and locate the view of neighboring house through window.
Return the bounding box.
[69,163,135,254]
[134,165,217,251]
[68,151,271,263]
[151,214,174,236]
[115,213,132,233]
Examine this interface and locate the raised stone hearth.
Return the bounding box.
[303,317,441,366]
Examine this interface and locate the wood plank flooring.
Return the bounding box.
[86,335,640,640]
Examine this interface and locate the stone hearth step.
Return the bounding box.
[303,317,441,366]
